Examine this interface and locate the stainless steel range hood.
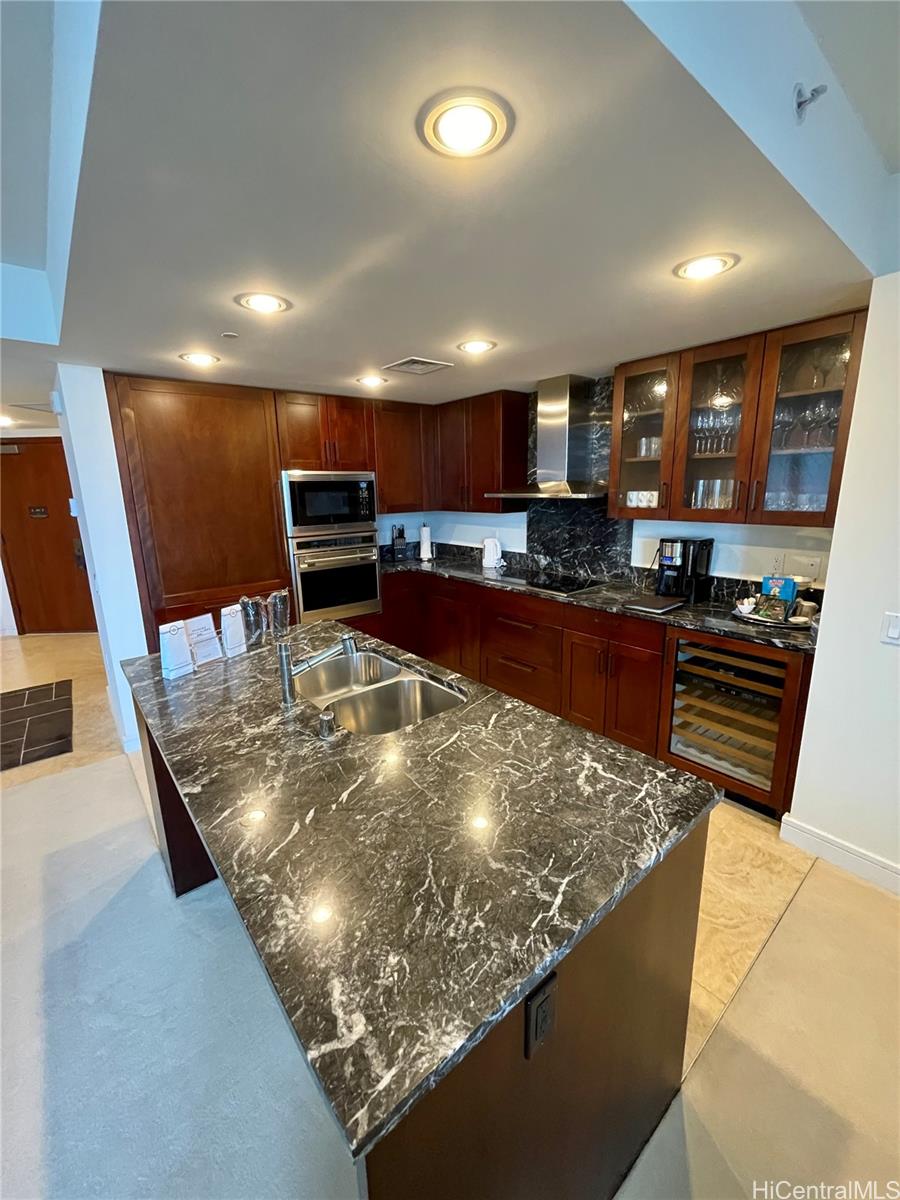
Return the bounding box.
[485,374,608,500]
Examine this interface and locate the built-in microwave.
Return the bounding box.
[281,470,376,535]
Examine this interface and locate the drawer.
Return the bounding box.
[482,610,562,669]
[562,605,664,653]
[481,651,561,715]
[481,588,564,628]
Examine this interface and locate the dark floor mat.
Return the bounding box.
[0,679,73,771]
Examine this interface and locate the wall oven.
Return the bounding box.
[281,472,381,623]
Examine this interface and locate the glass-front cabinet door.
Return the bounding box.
[749,313,866,526]
[609,354,679,518]
[669,335,764,522]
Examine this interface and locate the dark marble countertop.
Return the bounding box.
[123,624,718,1159]
[384,560,817,654]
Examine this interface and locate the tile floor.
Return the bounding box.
[0,634,121,785]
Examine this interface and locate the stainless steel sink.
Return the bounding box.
[330,676,464,736]
[296,648,465,735]
[296,651,401,707]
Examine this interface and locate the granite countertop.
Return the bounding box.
[385,560,817,654]
[123,623,718,1159]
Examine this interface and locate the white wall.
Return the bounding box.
[55,365,147,751]
[0,562,17,636]
[783,273,900,893]
[632,521,833,584]
[376,510,528,554]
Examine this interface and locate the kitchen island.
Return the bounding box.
[124,622,718,1200]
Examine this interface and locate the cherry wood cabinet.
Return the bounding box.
[669,335,764,523]
[605,642,662,754]
[423,577,480,679]
[562,630,662,755]
[275,392,375,472]
[609,354,680,519]
[107,374,289,647]
[374,401,430,513]
[436,400,468,511]
[562,631,608,733]
[747,311,866,527]
[434,391,529,513]
[610,309,866,527]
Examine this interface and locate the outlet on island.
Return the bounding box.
[524,972,558,1059]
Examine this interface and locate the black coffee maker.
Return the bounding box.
[656,538,714,604]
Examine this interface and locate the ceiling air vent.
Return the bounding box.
[383,357,454,376]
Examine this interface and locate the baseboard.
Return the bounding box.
[781,815,900,895]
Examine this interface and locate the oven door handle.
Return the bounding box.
[296,550,379,569]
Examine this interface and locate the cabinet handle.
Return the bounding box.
[496,615,536,632]
[608,652,617,679]
[498,655,536,673]
[659,482,668,508]
[750,480,761,511]
[596,650,607,676]
[733,480,744,509]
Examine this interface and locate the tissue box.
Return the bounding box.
[762,575,798,603]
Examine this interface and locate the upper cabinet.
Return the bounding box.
[747,312,866,527]
[608,355,679,519]
[609,310,866,526]
[669,335,764,522]
[275,392,375,472]
[374,400,430,513]
[435,390,529,513]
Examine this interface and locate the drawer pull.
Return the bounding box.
[498,655,536,673]
[496,616,536,633]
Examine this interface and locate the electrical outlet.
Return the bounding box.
[785,552,823,581]
[769,553,785,575]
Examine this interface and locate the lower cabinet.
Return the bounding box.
[481,602,563,715]
[562,631,662,755]
[423,580,480,679]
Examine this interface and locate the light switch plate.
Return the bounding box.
[880,612,900,646]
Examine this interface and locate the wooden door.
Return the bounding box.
[327,395,375,471]
[109,376,289,639]
[604,641,662,754]
[436,400,468,511]
[275,392,329,469]
[374,402,425,513]
[466,393,501,513]
[0,438,96,633]
[609,355,679,519]
[561,630,608,733]
[425,583,480,679]
[748,312,866,527]
[669,335,764,522]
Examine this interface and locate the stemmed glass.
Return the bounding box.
[772,404,792,449]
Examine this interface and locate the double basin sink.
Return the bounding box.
[297,651,465,736]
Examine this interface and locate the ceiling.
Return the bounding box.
[1,0,872,415]
[0,0,53,270]
[799,0,900,174]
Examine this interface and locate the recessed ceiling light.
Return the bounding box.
[220,331,239,340]
[356,375,387,388]
[418,89,514,157]
[179,352,220,367]
[673,253,740,281]
[235,292,292,314]
[0,415,16,427]
[457,339,497,356]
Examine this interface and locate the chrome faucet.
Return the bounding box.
[277,634,358,707]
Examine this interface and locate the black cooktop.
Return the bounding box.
[513,571,597,596]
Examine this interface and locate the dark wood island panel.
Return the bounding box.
[365,814,709,1200]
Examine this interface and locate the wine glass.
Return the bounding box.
[772,404,791,449]
[799,405,818,448]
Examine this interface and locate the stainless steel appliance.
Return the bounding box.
[281,471,381,623]
[281,469,376,534]
[656,537,714,604]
